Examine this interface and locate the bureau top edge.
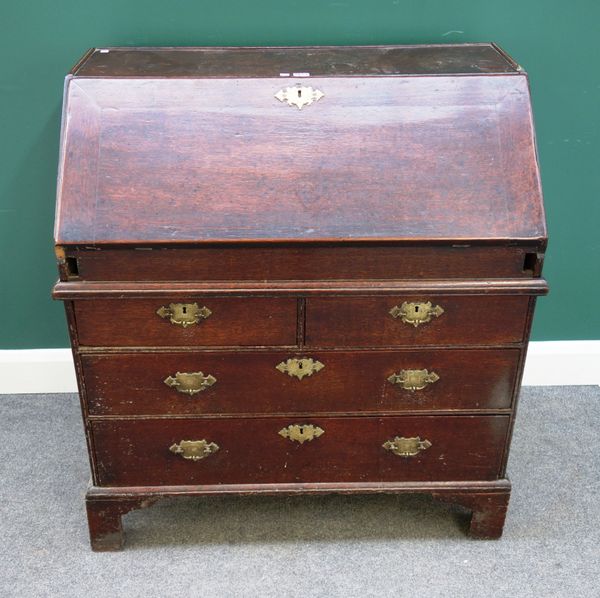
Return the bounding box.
[70,43,521,78]
[53,238,548,249]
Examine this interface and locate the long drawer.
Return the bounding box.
[92,415,510,486]
[74,297,298,346]
[82,348,520,415]
[306,295,529,347]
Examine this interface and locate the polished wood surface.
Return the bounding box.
[53,278,549,298]
[82,348,520,415]
[55,67,545,245]
[74,297,297,347]
[73,292,530,349]
[53,44,547,548]
[59,245,540,282]
[91,415,510,486]
[306,295,530,347]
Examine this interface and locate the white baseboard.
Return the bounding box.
[0,341,598,394]
[0,349,78,394]
[520,341,600,386]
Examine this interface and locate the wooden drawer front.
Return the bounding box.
[306,296,529,347]
[83,349,519,416]
[74,297,297,347]
[92,415,509,486]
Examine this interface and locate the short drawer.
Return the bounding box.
[74,297,298,347]
[82,348,519,415]
[92,415,509,486]
[306,295,530,347]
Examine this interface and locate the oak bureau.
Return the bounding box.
[53,44,548,550]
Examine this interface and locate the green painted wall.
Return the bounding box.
[1,1,598,348]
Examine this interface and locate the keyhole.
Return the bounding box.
[414,306,419,313]
[182,306,187,314]
[298,362,303,368]
[299,427,304,434]
[297,89,302,98]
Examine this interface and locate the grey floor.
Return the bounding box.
[0,387,598,598]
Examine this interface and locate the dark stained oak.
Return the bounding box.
[60,245,541,282]
[53,45,547,549]
[74,297,298,347]
[91,415,510,486]
[434,489,511,539]
[85,480,511,550]
[55,61,545,245]
[85,496,158,551]
[53,278,549,298]
[73,44,519,78]
[82,348,521,416]
[306,295,530,347]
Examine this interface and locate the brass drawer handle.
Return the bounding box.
[275,85,324,110]
[164,371,217,395]
[383,436,432,457]
[279,424,324,444]
[169,439,219,461]
[156,302,212,327]
[276,357,324,380]
[387,369,439,391]
[389,301,444,327]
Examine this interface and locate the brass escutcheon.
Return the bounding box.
[275,85,325,110]
[389,301,444,327]
[276,357,324,380]
[383,436,432,457]
[279,424,324,444]
[164,371,217,395]
[387,369,440,392]
[169,439,219,461]
[156,303,212,327]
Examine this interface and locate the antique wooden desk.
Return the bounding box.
[53,44,547,550]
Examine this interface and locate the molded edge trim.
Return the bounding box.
[86,478,512,499]
[52,278,549,299]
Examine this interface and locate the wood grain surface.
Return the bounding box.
[91,414,510,486]
[53,44,547,547]
[82,348,521,415]
[55,73,545,244]
[74,297,298,346]
[73,44,518,77]
[60,245,540,281]
[306,295,530,346]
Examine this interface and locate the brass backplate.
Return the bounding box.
[275,85,324,110]
[276,357,324,380]
[387,369,439,392]
[383,436,432,457]
[169,439,219,461]
[389,301,444,327]
[279,424,324,444]
[156,302,212,327]
[164,371,217,395]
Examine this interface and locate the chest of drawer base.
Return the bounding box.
[86,477,512,550]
